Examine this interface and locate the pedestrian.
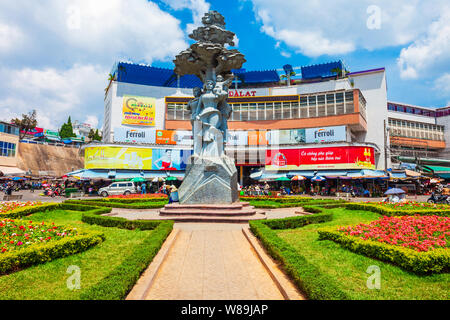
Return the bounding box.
[141,183,146,194]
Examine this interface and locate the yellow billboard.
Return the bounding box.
[85,147,153,170]
[122,95,156,126]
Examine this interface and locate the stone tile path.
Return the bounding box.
[137,223,302,300]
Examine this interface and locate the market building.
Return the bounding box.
[0,121,26,176]
[71,60,449,191]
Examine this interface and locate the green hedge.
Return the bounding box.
[0,223,104,275]
[0,203,60,219]
[80,220,173,300]
[249,214,349,300]
[250,199,347,209]
[346,203,450,217]
[64,199,167,209]
[241,196,312,203]
[318,227,450,274]
[72,197,167,203]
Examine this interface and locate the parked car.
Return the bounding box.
[98,182,137,197]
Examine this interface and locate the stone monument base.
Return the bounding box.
[158,202,266,223]
[178,154,238,204]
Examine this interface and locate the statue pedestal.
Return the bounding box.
[178,154,238,204]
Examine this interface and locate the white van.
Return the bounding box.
[98,181,137,197]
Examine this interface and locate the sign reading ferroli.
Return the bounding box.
[305,126,346,143]
[114,127,156,144]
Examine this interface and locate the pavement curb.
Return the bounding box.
[126,228,180,300]
[241,227,306,300]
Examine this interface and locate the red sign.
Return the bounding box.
[228,90,257,97]
[265,146,375,170]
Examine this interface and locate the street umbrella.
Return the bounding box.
[131,177,146,182]
[311,176,326,182]
[291,175,306,181]
[152,177,165,182]
[384,188,406,195]
[166,176,178,181]
[275,177,291,181]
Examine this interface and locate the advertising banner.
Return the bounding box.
[175,131,194,146]
[226,131,248,146]
[248,130,268,146]
[305,126,346,143]
[265,146,375,170]
[85,147,153,170]
[155,130,177,145]
[122,95,156,126]
[268,129,305,145]
[114,127,156,144]
[152,149,192,170]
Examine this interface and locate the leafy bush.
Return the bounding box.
[250,199,347,209]
[346,203,450,217]
[80,220,173,300]
[0,222,104,275]
[64,199,167,209]
[318,227,449,274]
[0,203,60,219]
[249,214,349,300]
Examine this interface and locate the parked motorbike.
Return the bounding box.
[427,193,450,204]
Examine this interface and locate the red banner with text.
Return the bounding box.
[265,146,375,170]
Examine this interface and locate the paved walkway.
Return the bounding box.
[131,223,303,300]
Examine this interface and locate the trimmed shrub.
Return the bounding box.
[250,218,349,300]
[80,220,173,300]
[0,228,104,275]
[250,199,347,209]
[346,203,450,217]
[64,199,167,209]
[0,203,60,219]
[318,227,450,274]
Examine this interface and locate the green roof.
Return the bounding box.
[422,165,450,173]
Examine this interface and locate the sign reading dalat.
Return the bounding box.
[114,127,156,144]
[305,126,346,143]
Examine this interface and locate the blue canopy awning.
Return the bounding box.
[286,171,316,178]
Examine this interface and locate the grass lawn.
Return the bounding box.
[276,208,450,300]
[0,209,153,300]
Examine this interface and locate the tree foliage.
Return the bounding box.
[59,116,76,139]
[11,110,38,139]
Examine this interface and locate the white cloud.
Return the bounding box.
[161,0,211,34]
[0,65,107,130]
[0,0,188,129]
[398,9,450,79]
[434,73,450,96]
[85,115,99,129]
[249,0,449,56]
[0,23,23,53]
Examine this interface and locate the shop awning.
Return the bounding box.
[251,171,288,181]
[422,165,450,179]
[404,169,421,178]
[389,172,407,179]
[346,170,389,179]
[0,166,27,176]
[315,170,349,178]
[286,171,315,178]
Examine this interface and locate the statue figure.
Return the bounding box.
[173,10,244,204]
[196,79,223,157]
[213,75,233,145]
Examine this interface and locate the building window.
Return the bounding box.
[0,141,16,157]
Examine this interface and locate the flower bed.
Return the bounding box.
[107,193,168,199]
[318,215,450,274]
[371,201,449,210]
[346,202,450,217]
[0,218,79,253]
[337,215,449,252]
[0,201,43,214]
[0,217,104,274]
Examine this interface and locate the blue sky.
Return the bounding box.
[0,0,448,130]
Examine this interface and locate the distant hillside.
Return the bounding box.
[17,143,84,177]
